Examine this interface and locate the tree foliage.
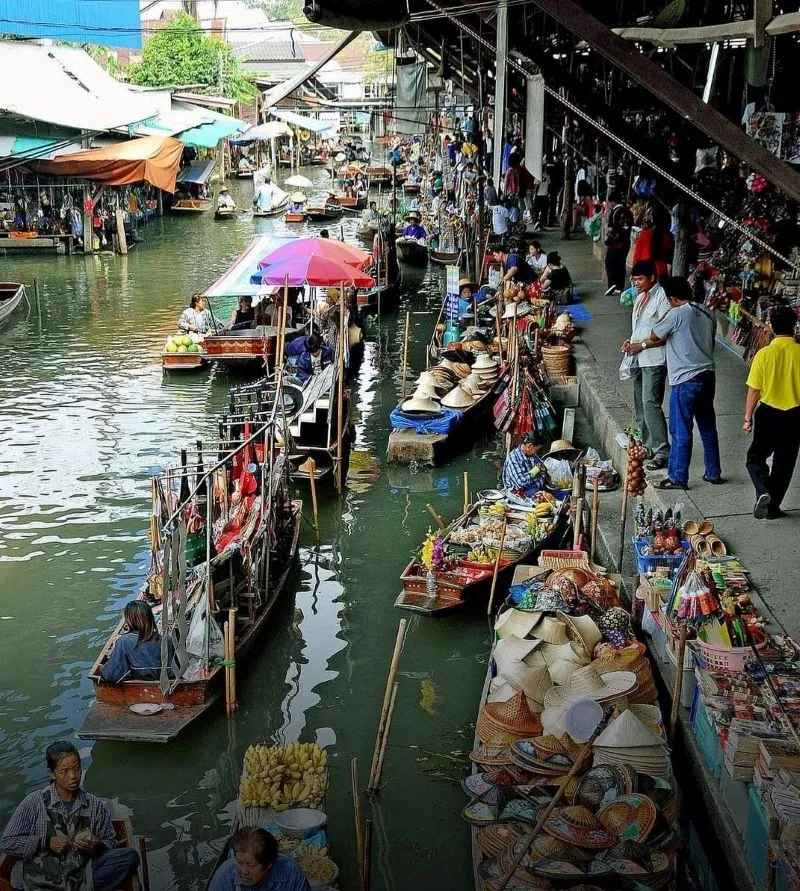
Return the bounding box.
[244,0,304,23]
[128,13,255,101]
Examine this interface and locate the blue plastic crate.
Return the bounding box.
[633,538,691,574]
[745,785,770,886]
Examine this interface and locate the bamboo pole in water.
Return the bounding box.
[362,819,373,891]
[426,503,446,529]
[351,758,365,890]
[308,459,320,537]
[336,283,346,493]
[463,471,470,515]
[228,607,238,714]
[400,310,410,398]
[371,682,399,792]
[368,619,407,790]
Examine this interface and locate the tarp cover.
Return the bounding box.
[36,136,184,192]
[394,62,427,135]
[269,109,336,134]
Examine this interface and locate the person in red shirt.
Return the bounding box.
[631,204,674,279]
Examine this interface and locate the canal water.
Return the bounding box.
[0,171,506,890]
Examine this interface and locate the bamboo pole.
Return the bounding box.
[617,485,629,573]
[224,619,231,714]
[371,682,399,792]
[590,479,600,564]
[138,837,151,891]
[308,460,320,537]
[462,471,470,515]
[362,819,373,891]
[229,607,238,713]
[336,282,346,493]
[351,758,365,890]
[669,625,688,744]
[573,496,584,549]
[426,503,446,529]
[368,619,407,790]
[496,731,600,891]
[400,310,411,398]
[277,275,289,370]
[486,518,508,616]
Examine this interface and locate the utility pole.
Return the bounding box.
[492,0,509,193]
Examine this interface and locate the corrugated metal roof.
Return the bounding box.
[0,43,159,132]
[236,38,302,62]
[0,0,142,49]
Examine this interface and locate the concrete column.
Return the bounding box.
[492,0,509,191]
[526,73,545,181]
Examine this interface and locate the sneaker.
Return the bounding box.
[656,478,687,490]
[753,493,771,519]
[702,475,725,485]
[604,285,619,296]
[645,456,669,471]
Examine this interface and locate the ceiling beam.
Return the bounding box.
[753,0,773,48]
[612,21,755,46]
[528,0,800,202]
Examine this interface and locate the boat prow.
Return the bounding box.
[0,282,25,327]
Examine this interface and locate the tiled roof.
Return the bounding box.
[235,38,301,62]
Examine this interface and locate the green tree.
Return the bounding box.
[245,0,304,23]
[128,13,255,102]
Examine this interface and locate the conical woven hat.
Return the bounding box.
[557,612,602,654]
[473,353,499,371]
[629,704,663,725]
[540,641,590,668]
[528,836,572,863]
[594,709,666,749]
[552,805,603,832]
[487,679,518,703]
[441,385,475,409]
[501,661,552,704]
[544,667,638,709]
[483,689,544,735]
[401,394,441,413]
[533,616,570,645]
[496,608,541,640]
[412,380,442,401]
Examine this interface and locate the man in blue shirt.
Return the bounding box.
[502,433,549,495]
[295,334,334,384]
[209,828,310,891]
[493,246,534,286]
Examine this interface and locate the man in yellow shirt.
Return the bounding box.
[744,305,800,519]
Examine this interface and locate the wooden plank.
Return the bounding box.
[612,21,755,46]
[754,0,774,47]
[77,699,217,743]
[765,10,800,35]
[529,0,800,203]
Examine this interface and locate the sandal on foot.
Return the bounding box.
[656,478,687,490]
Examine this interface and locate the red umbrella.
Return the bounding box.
[257,236,370,271]
[259,254,375,288]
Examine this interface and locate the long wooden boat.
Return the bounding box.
[332,192,367,210]
[358,279,399,314]
[395,499,567,616]
[171,197,212,214]
[429,247,462,266]
[357,224,379,244]
[396,236,429,266]
[253,197,289,218]
[0,282,25,327]
[236,168,254,179]
[304,202,343,222]
[79,499,301,743]
[214,207,237,220]
[285,211,306,223]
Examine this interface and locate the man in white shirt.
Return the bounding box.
[492,202,510,239]
[620,260,671,469]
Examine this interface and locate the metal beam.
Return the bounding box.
[529,0,800,202]
[493,0,509,189]
[612,21,755,46]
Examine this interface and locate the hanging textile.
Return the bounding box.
[395,62,427,135]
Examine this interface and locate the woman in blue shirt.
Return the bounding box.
[101,601,168,684]
[209,828,311,891]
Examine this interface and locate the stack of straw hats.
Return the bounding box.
[591,709,670,778]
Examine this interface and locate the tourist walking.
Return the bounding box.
[626,276,722,489]
[744,305,800,519]
[620,261,671,469]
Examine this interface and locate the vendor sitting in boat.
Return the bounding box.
[402,211,427,240]
[361,201,379,227]
[288,192,306,213]
[100,601,171,684]
[209,827,310,891]
[217,186,236,212]
[295,333,334,384]
[493,245,535,287]
[458,278,477,316]
[502,432,549,497]
[238,154,253,174]
[178,294,213,334]
[0,741,141,891]
[230,295,256,330]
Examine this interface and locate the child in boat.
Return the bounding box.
[100,601,171,684]
[209,828,310,891]
[0,741,140,891]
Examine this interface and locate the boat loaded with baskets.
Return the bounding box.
[206,741,338,891]
[396,491,569,616]
[79,391,301,743]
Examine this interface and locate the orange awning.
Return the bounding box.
[36,136,184,192]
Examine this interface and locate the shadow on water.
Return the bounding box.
[0,170,503,890]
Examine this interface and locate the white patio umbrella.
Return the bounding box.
[284,174,314,188]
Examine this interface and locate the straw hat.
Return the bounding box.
[290,191,307,202]
[502,301,532,320]
[557,612,602,655]
[593,709,665,749]
[494,634,542,667]
[532,616,570,645]
[458,276,476,289]
[482,690,544,736]
[400,394,441,414]
[540,641,590,669]
[597,793,658,842]
[548,657,584,687]
[495,608,541,641]
[501,662,552,705]
[543,806,616,849]
[442,385,475,409]
[543,666,638,709]
[410,381,441,401]
[473,353,499,372]
[544,439,583,461]
[449,361,471,379]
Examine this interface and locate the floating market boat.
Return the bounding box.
[79,417,301,743]
[429,247,462,266]
[366,165,393,186]
[304,201,343,222]
[171,196,212,214]
[285,210,306,223]
[252,197,288,218]
[396,496,567,616]
[0,282,25,327]
[333,192,368,210]
[214,206,237,220]
[172,159,215,213]
[396,235,429,266]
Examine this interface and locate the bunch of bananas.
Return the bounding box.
[466,547,493,564]
[481,502,508,518]
[534,491,557,506]
[295,845,336,885]
[531,503,554,519]
[240,743,328,810]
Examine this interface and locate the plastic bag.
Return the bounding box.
[543,457,573,490]
[619,352,639,381]
[619,286,636,308]
[185,593,224,663]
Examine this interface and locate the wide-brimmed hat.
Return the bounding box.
[463,373,490,395]
[532,616,570,645]
[543,666,638,709]
[543,806,616,849]
[473,353,499,371]
[544,439,583,462]
[557,612,602,655]
[593,709,665,749]
[531,587,569,614]
[495,608,541,640]
[597,793,658,843]
[219,185,229,192]
[400,394,441,414]
[540,641,589,669]
[502,301,533,320]
[408,211,421,220]
[441,385,475,409]
[458,276,476,289]
[290,191,307,202]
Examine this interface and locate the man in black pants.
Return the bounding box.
[604,190,633,296]
[744,305,800,519]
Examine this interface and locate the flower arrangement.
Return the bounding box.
[420,530,444,571]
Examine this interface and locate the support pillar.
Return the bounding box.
[83,190,93,252]
[526,73,545,181]
[492,0,509,192]
[218,142,226,184]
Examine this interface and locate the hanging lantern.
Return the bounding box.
[303,0,409,30]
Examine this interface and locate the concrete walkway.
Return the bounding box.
[532,231,800,640]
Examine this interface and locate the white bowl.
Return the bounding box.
[275,807,328,839]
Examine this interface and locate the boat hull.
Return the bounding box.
[284,212,306,223]
[0,282,25,327]
[429,249,461,266]
[396,238,429,266]
[161,352,208,372]
[214,209,237,220]
[253,200,288,218]
[305,204,343,221]
[171,199,212,214]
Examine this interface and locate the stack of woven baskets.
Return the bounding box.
[541,343,573,376]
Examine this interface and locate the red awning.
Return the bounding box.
[36,136,184,192]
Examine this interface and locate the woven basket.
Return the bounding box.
[541,344,573,376]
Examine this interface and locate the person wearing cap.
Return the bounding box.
[295,334,334,384]
[744,304,800,519]
[502,433,549,496]
[620,260,671,471]
[217,186,236,211]
[402,212,427,240]
[630,275,722,490]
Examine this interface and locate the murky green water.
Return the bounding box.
[0,171,507,890]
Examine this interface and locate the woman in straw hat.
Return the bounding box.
[502,432,550,496]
